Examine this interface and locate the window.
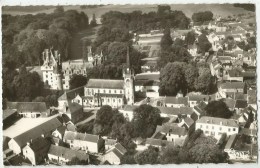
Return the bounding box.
[102,99,104,102]
[113,99,115,103]
[219,127,222,131]
[233,128,236,132]
[200,125,203,129]
[109,90,111,93]
[212,126,214,130]
[120,90,122,94]
[228,128,231,132]
[114,90,116,93]
[108,99,110,103]
[119,99,121,103]
[104,90,106,93]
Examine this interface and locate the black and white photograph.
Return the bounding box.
[1,1,258,166]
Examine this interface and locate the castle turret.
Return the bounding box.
[123,47,135,105]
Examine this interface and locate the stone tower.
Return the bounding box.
[41,48,63,90]
[123,47,135,105]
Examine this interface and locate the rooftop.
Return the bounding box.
[6,102,48,113]
[48,145,89,161]
[219,82,245,89]
[196,116,239,127]
[86,79,124,89]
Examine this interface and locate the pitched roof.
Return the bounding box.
[228,69,243,77]
[27,137,51,153]
[67,102,82,114]
[156,125,187,136]
[3,109,17,120]
[180,107,195,115]
[58,86,84,101]
[223,98,236,109]
[6,102,48,113]
[63,131,99,143]
[86,79,124,89]
[196,116,238,127]
[115,143,127,155]
[3,136,11,151]
[183,117,195,127]
[135,73,160,81]
[12,117,63,147]
[188,95,211,102]
[157,107,180,116]
[165,97,188,105]
[105,139,117,146]
[48,145,89,161]
[235,100,247,109]
[219,82,245,89]
[247,89,256,104]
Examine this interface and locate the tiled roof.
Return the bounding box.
[228,69,242,77]
[3,109,17,120]
[58,86,84,101]
[28,137,51,153]
[63,131,99,143]
[121,105,139,112]
[13,117,63,147]
[135,73,160,81]
[247,89,256,104]
[223,98,236,109]
[219,82,245,89]
[48,145,89,161]
[67,102,82,114]
[184,117,194,127]
[188,95,211,102]
[156,125,187,136]
[179,107,194,115]
[165,97,188,105]
[105,139,117,146]
[115,143,127,155]
[86,79,124,89]
[235,100,247,109]
[6,102,48,113]
[157,107,180,116]
[196,116,238,127]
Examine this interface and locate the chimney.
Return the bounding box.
[30,139,33,143]
[220,121,223,125]
[27,142,30,146]
[41,134,45,138]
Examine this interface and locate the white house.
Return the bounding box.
[196,116,239,140]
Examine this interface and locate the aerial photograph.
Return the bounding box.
[2,3,257,165]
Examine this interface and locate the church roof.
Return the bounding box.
[86,79,124,89]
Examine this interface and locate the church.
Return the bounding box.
[79,48,135,107]
[58,47,135,109]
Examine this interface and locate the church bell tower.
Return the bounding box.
[123,47,135,105]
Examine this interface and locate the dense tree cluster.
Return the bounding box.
[158,38,192,68]
[205,100,233,118]
[159,62,215,96]
[192,11,214,24]
[233,4,255,12]
[69,74,89,89]
[197,33,212,54]
[2,7,89,68]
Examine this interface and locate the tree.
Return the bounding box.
[121,152,137,164]
[132,104,161,138]
[90,14,97,27]
[54,6,64,13]
[205,100,233,118]
[192,11,213,23]
[195,68,214,94]
[134,146,159,164]
[197,33,212,54]
[93,105,115,135]
[159,62,186,96]
[185,64,199,91]
[189,136,229,163]
[69,74,88,90]
[185,31,196,45]
[160,28,173,49]
[160,145,181,164]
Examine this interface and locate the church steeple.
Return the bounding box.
[123,46,135,105]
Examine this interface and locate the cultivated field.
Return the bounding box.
[2,4,255,19]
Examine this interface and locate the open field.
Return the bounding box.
[2,4,255,19]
